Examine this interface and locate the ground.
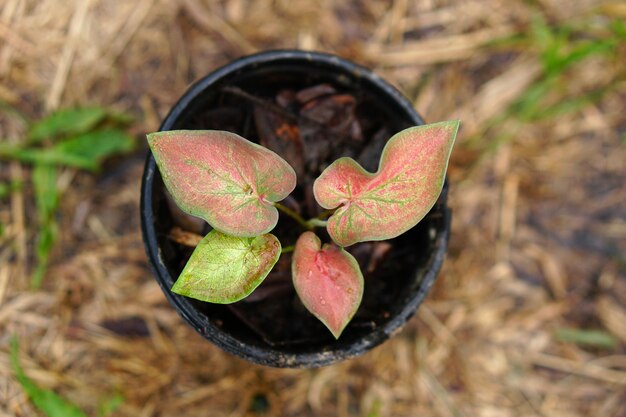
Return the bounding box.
[0,0,625,416]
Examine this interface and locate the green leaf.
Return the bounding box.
[171,230,281,303]
[54,129,135,169]
[28,107,107,143]
[555,327,618,349]
[314,121,458,247]
[147,130,297,237]
[292,231,363,338]
[0,144,98,170]
[0,130,134,171]
[10,338,88,417]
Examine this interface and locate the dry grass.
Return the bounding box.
[1,0,625,416]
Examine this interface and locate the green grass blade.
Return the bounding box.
[530,15,617,77]
[10,338,88,417]
[509,76,556,121]
[31,164,60,288]
[530,15,554,48]
[33,164,59,221]
[31,221,58,289]
[365,399,382,417]
[555,327,618,349]
[611,19,626,40]
[97,393,125,417]
[0,180,22,199]
[556,39,616,74]
[529,87,608,121]
[0,182,11,199]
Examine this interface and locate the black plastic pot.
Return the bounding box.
[140,50,451,368]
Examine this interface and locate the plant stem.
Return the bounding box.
[281,245,295,254]
[307,218,328,228]
[274,203,330,230]
[273,203,312,230]
[315,209,335,220]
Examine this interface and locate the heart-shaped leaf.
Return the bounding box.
[171,230,281,303]
[313,121,458,247]
[292,231,364,338]
[147,130,297,237]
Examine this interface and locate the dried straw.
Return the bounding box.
[1,0,624,416]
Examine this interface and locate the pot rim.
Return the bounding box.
[140,49,450,367]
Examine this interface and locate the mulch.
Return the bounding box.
[1,0,624,416]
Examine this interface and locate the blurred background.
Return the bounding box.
[0,0,625,416]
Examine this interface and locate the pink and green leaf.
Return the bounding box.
[147,130,297,237]
[292,231,364,338]
[171,230,281,303]
[313,121,459,247]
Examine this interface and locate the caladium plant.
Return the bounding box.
[147,120,458,338]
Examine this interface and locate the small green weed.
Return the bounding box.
[465,13,623,158]
[0,106,134,287]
